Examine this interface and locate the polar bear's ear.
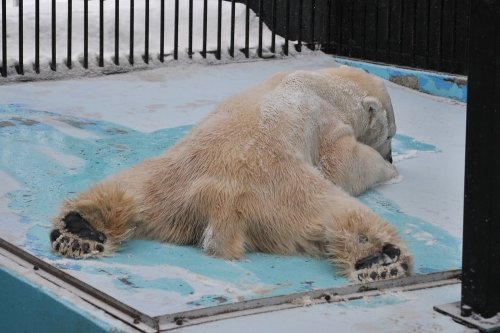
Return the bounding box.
[362,96,383,114]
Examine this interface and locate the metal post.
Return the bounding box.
[51,0,56,70]
[216,0,222,60]
[202,0,207,58]
[84,0,88,68]
[114,0,119,65]
[35,0,39,73]
[258,0,263,58]
[99,0,104,67]
[461,0,500,319]
[434,0,500,330]
[17,0,23,75]
[1,0,6,77]
[67,0,72,69]
[230,0,235,57]
[145,0,149,63]
[271,0,276,53]
[284,0,289,56]
[159,0,164,62]
[245,0,249,58]
[174,0,178,60]
[129,0,134,65]
[297,0,303,52]
[188,0,192,59]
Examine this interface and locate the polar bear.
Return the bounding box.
[49,67,412,283]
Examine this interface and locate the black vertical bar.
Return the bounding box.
[351,0,365,58]
[216,0,222,60]
[461,0,500,319]
[336,0,342,55]
[387,0,391,61]
[174,0,178,60]
[398,0,403,62]
[145,0,149,63]
[51,0,56,71]
[1,0,6,77]
[271,0,276,53]
[454,0,470,74]
[84,0,88,68]
[258,0,263,57]
[308,0,315,50]
[67,0,72,69]
[99,0,104,67]
[374,0,379,59]
[284,0,289,55]
[17,0,23,75]
[325,0,332,52]
[35,0,39,74]
[129,0,134,65]
[412,0,417,67]
[202,0,207,58]
[230,0,235,57]
[344,0,352,56]
[297,0,302,52]
[159,0,164,62]
[245,0,250,58]
[425,0,431,67]
[363,1,367,58]
[114,0,119,65]
[441,0,456,72]
[188,0,192,58]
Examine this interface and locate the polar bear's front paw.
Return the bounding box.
[50,212,107,259]
[354,243,410,282]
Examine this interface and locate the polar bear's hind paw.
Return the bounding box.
[354,243,410,282]
[50,212,107,259]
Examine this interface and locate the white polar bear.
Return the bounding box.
[49,67,412,283]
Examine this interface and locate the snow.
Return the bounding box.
[0,0,287,78]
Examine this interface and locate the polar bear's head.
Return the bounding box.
[321,67,396,162]
[359,94,396,163]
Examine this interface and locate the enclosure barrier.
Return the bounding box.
[249,0,470,75]
[0,0,470,79]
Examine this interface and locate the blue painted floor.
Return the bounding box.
[0,54,465,318]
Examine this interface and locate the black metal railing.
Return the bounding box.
[247,0,470,75]
[0,0,470,79]
[0,0,280,78]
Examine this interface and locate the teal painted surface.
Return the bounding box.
[0,104,461,315]
[334,58,467,103]
[0,266,110,333]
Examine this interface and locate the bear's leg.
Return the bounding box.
[318,132,398,196]
[50,183,141,258]
[200,211,246,260]
[324,197,412,282]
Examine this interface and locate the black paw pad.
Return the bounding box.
[382,244,400,261]
[50,229,61,243]
[82,243,90,254]
[354,243,401,270]
[63,212,107,243]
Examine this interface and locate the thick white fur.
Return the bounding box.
[51,67,411,281]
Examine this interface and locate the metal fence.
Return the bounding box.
[246,0,471,75]
[0,0,470,79]
[0,0,291,79]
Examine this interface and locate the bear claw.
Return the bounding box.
[354,243,409,283]
[354,243,400,270]
[356,262,409,282]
